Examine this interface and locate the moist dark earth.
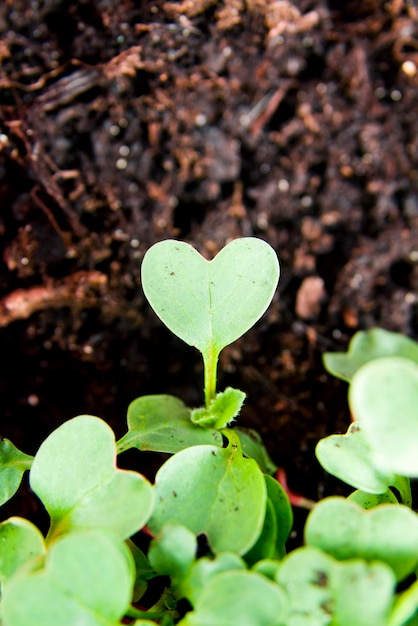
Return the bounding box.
[1,0,418,524]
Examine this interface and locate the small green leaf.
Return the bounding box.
[349,357,418,476]
[29,415,154,541]
[305,496,418,581]
[332,559,395,626]
[348,489,398,508]
[148,431,266,554]
[0,439,33,505]
[0,517,46,585]
[2,530,134,626]
[316,421,396,494]
[179,570,288,626]
[234,427,278,474]
[265,475,293,554]
[251,558,282,581]
[323,328,418,382]
[244,475,292,564]
[277,546,395,626]
[117,395,222,454]
[181,553,246,607]
[276,547,332,625]
[191,387,246,428]
[126,540,157,602]
[148,523,197,582]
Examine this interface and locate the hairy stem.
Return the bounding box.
[203,346,219,407]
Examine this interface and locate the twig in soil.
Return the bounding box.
[30,186,73,248]
[0,271,141,328]
[6,120,87,239]
[241,83,293,137]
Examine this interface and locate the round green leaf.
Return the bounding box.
[305,496,418,581]
[30,415,154,540]
[277,547,333,625]
[148,523,197,581]
[349,357,418,476]
[332,559,395,626]
[118,395,222,454]
[148,433,266,554]
[2,530,134,626]
[316,421,395,494]
[323,328,418,382]
[141,238,280,355]
[0,517,46,585]
[180,570,288,626]
[278,546,395,626]
[181,553,245,607]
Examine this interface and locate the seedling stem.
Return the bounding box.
[204,347,219,407]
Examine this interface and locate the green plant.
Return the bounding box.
[1,240,418,626]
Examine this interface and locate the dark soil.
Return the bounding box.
[1,0,418,522]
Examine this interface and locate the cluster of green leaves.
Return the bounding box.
[1,238,418,626]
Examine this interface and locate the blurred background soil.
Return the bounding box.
[1,0,418,520]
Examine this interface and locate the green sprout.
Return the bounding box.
[141,237,280,413]
[1,245,418,626]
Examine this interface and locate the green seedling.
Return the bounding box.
[323,327,418,382]
[141,237,280,411]
[30,415,154,543]
[305,496,418,582]
[2,530,135,626]
[2,244,418,626]
[276,546,396,626]
[316,421,412,505]
[349,356,418,477]
[320,329,418,497]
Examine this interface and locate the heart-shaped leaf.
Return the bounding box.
[0,438,33,505]
[148,431,266,554]
[349,357,418,476]
[2,530,134,626]
[323,328,418,382]
[316,421,396,494]
[0,517,46,585]
[278,546,395,626]
[117,395,222,455]
[30,415,154,541]
[141,238,279,354]
[179,570,288,626]
[305,496,418,581]
[141,238,279,403]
